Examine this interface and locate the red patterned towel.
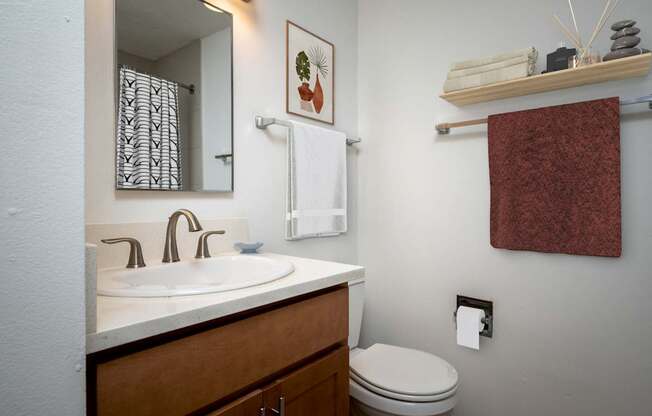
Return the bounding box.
[488,98,621,257]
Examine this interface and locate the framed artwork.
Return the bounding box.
[286,21,334,124]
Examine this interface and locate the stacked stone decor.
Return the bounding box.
[604,20,649,61]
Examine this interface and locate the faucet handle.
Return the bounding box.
[101,237,146,269]
[195,231,226,259]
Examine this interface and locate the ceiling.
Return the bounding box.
[117,0,232,61]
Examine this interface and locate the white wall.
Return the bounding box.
[201,28,233,190]
[201,29,233,191]
[0,1,86,414]
[86,0,358,264]
[117,50,155,73]
[358,1,652,415]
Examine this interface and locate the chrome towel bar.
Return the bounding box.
[436,94,652,134]
[255,116,361,146]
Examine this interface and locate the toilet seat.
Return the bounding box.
[350,371,457,402]
[350,378,457,416]
[350,344,458,400]
[349,344,458,415]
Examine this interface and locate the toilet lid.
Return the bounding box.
[350,344,458,397]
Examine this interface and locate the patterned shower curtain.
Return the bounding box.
[116,66,182,190]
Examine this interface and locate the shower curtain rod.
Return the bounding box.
[435,94,652,134]
[174,81,195,94]
[118,64,195,95]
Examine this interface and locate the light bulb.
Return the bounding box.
[202,1,224,13]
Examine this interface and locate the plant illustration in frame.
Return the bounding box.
[286,21,334,124]
[308,46,328,114]
[295,50,313,110]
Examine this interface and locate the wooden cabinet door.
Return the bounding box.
[206,389,263,416]
[263,346,349,416]
[93,287,348,416]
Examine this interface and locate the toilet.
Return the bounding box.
[348,279,458,416]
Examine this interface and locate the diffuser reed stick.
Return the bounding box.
[585,0,612,49]
[553,14,583,49]
[567,0,583,46]
[582,0,622,59]
[552,0,624,63]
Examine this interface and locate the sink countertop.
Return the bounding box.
[86,253,364,354]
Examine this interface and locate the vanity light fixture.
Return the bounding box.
[199,0,225,13]
[199,0,250,12]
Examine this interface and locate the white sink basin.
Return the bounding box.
[97,255,295,298]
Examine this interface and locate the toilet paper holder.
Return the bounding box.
[453,295,493,338]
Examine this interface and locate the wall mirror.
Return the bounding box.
[115,0,233,192]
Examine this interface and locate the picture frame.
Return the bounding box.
[286,20,335,125]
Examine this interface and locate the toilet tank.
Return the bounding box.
[348,278,365,349]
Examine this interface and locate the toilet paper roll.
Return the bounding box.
[456,306,485,350]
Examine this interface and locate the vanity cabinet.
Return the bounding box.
[88,286,349,416]
[261,346,349,416]
[208,346,348,416]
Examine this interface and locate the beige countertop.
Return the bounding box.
[86,253,364,354]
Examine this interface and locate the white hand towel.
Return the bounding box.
[286,121,347,240]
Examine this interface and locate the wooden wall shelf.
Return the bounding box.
[440,53,652,106]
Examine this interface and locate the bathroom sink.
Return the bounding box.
[97,255,295,297]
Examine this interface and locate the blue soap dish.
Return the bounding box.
[234,241,264,254]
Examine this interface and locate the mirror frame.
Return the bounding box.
[112,0,234,193]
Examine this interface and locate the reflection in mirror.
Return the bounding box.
[115,0,233,192]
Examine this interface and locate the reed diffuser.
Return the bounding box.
[552,0,623,67]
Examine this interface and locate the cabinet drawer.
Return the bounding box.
[95,287,348,416]
[205,389,263,416]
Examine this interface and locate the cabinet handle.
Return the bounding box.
[259,407,266,416]
[267,396,285,416]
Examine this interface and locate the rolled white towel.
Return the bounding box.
[443,62,532,93]
[450,47,537,71]
[447,55,536,79]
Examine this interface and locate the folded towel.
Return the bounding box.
[450,47,537,71]
[488,98,621,257]
[447,55,535,79]
[286,121,347,240]
[443,62,533,92]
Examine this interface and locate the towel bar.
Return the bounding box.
[255,116,361,145]
[435,94,652,134]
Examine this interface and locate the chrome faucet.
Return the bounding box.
[101,237,146,269]
[195,230,226,259]
[163,209,203,263]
